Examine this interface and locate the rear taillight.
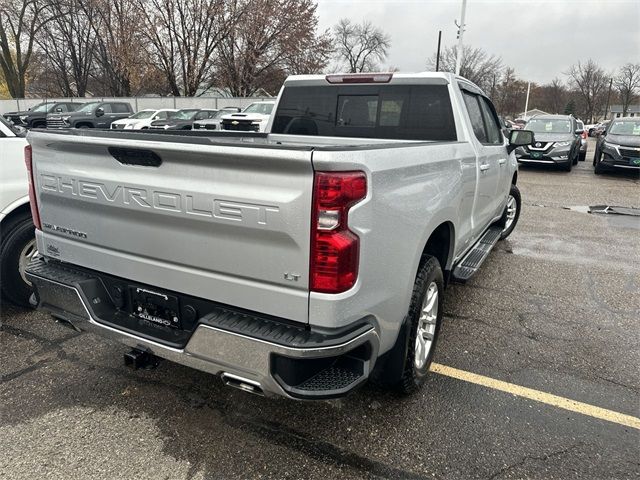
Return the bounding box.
[310,171,367,293]
[581,131,587,139]
[24,145,41,230]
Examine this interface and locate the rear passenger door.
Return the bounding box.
[462,92,502,234]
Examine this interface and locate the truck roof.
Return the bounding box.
[283,71,484,94]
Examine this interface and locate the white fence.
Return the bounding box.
[0,96,274,114]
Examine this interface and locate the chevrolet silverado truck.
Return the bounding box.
[4,101,82,129]
[0,116,37,307]
[24,72,534,399]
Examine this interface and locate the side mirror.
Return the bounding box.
[55,107,63,113]
[507,129,534,153]
[95,108,104,117]
[574,129,583,135]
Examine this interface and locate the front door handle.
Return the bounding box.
[498,158,507,165]
[480,163,490,171]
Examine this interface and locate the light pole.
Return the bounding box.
[454,0,468,75]
[523,81,531,120]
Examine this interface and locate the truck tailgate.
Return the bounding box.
[29,132,313,323]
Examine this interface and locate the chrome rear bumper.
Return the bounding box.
[26,258,379,399]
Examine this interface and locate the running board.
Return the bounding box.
[452,225,502,283]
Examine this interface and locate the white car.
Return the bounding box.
[111,109,177,130]
[0,116,36,307]
[220,101,275,133]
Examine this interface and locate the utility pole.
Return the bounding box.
[436,30,442,72]
[454,0,468,75]
[523,81,531,119]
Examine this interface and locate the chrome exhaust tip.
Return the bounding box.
[221,373,264,396]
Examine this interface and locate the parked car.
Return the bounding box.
[149,109,218,130]
[46,101,133,129]
[593,117,640,174]
[592,121,611,137]
[585,123,598,136]
[24,72,533,399]
[511,119,526,130]
[192,107,242,130]
[111,109,177,130]
[4,101,83,129]
[576,119,588,161]
[0,116,35,307]
[514,114,582,171]
[220,101,275,133]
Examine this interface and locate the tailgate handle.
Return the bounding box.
[108,147,162,167]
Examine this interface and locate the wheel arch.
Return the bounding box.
[0,200,31,238]
[418,221,455,282]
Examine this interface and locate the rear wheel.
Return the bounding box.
[390,256,444,395]
[572,150,579,165]
[579,150,586,162]
[0,213,37,307]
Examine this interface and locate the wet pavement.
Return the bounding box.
[1,139,639,479]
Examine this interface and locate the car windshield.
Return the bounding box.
[243,103,274,115]
[74,102,100,113]
[525,118,572,133]
[609,120,640,136]
[30,102,53,113]
[173,109,199,120]
[129,110,156,119]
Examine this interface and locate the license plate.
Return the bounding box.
[130,286,181,329]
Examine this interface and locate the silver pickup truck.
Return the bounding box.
[25,73,534,399]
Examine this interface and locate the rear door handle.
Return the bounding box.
[498,158,507,165]
[480,163,490,171]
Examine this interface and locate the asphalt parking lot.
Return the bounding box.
[1,138,638,480]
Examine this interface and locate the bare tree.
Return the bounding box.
[76,0,151,96]
[333,19,390,73]
[491,67,532,118]
[566,60,610,123]
[532,77,567,114]
[0,0,57,97]
[614,62,640,116]
[36,0,96,96]
[136,0,241,96]
[428,45,503,93]
[216,0,332,97]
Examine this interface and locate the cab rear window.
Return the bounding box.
[272,84,456,141]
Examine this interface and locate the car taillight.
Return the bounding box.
[24,145,41,230]
[310,171,367,293]
[581,131,587,139]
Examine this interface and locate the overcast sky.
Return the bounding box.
[316,0,639,84]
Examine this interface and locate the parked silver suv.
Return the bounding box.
[515,115,582,171]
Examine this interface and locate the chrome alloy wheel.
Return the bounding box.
[18,238,38,286]
[503,195,517,233]
[414,282,438,370]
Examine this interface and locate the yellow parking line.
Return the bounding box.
[430,363,640,430]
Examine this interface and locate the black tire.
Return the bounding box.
[0,213,36,307]
[592,147,599,166]
[499,184,521,240]
[579,150,586,162]
[572,149,579,165]
[389,256,444,395]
